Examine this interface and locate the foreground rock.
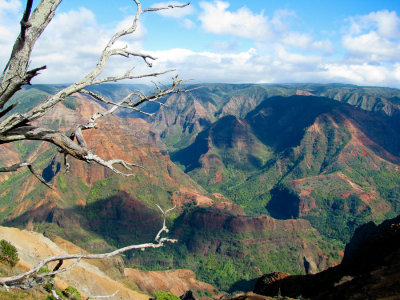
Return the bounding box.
[253,215,400,299]
[0,226,149,299]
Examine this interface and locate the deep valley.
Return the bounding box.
[1,83,400,298]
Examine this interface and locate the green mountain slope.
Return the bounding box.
[2,83,400,293]
[152,83,400,154]
[171,95,400,244]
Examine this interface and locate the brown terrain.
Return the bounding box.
[287,105,400,218]
[0,226,149,299]
[0,226,219,299]
[0,96,212,228]
[125,268,217,298]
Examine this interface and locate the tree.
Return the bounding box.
[0,0,189,183]
[0,240,19,267]
[0,0,188,293]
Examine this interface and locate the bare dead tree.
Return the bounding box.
[0,0,190,181]
[0,0,188,294]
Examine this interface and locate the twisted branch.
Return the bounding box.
[0,0,190,186]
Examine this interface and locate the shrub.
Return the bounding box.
[63,286,81,300]
[38,266,51,275]
[43,282,53,293]
[0,240,19,267]
[153,290,180,300]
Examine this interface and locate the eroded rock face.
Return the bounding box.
[184,208,311,234]
[253,214,400,299]
[174,208,338,273]
[0,96,210,249]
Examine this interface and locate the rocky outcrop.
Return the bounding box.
[253,214,400,299]
[124,268,217,298]
[187,209,311,234]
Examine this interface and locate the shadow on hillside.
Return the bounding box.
[246,95,400,163]
[266,185,300,220]
[246,96,339,153]
[228,278,258,294]
[4,191,162,250]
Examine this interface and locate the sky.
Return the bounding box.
[1,0,400,88]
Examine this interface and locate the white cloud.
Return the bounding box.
[322,63,400,87]
[1,2,399,89]
[151,1,194,18]
[199,1,274,40]
[0,0,21,64]
[148,47,322,84]
[348,10,400,38]
[26,7,148,84]
[210,40,238,52]
[144,46,400,88]
[0,0,20,16]
[181,18,195,29]
[342,31,400,62]
[198,1,335,55]
[343,10,400,62]
[270,9,296,32]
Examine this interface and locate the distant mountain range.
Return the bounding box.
[1,83,400,293]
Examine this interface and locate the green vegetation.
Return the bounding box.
[61,97,81,110]
[152,290,180,300]
[126,206,341,291]
[3,84,400,295]
[0,240,19,267]
[305,207,372,243]
[62,286,81,300]
[44,283,81,300]
[38,266,51,275]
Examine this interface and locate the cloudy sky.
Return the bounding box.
[1,0,400,87]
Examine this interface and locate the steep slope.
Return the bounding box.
[0,92,212,252]
[253,214,400,299]
[150,84,281,151]
[129,206,341,292]
[172,95,400,243]
[152,83,400,154]
[172,115,272,173]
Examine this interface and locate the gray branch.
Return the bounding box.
[0,162,52,188]
[86,290,119,299]
[0,0,190,184]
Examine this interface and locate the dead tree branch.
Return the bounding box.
[0,0,189,186]
[0,162,52,188]
[86,290,119,299]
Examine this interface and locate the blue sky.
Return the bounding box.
[1,0,400,87]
